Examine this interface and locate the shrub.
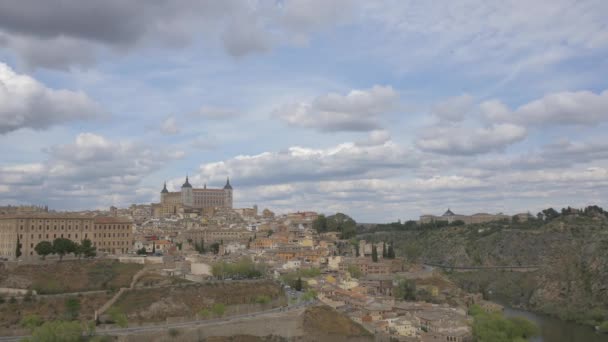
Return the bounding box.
[599,321,608,334]
[211,303,225,317]
[107,307,128,328]
[29,321,83,342]
[168,328,180,337]
[20,314,43,331]
[254,295,271,304]
[198,308,211,318]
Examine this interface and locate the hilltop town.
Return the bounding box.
[0,179,562,341]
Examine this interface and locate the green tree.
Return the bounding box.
[79,239,96,258]
[598,321,608,333]
[27,321,83,342]
[470,304,539,342]
[347,265,362,278]
[34,241,54,260]
[382,242,387,258]
[210,242,220,254]
[387,244,396,259]
[542,207,560,220]
[371,245,378,262]
[394,279,416,301]
[73,242,82,259]
[313,214,327,233]
[64,298,80,321]
[16,236,22,259]
[52,238,76,260]
[152,241,156,254]
[295,277,303,291]
[136,247,147,255]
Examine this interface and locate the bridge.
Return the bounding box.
[423,262,541,272]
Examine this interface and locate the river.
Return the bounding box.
[502,306,608,342]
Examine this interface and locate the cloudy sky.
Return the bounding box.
[1,0,608,222]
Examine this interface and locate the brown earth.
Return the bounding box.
[114,305,371,342]
[302,306,372,341]
[112,280,286,323]
[0,260,143,294]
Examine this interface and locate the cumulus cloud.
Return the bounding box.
[481,89,608,126]
[194,138,415,186]
[0,0,358,69]
[478,139,608,171]
[355,130,392,146]
[416,123,527,155]
[0,133,183,208]
[273,85,399,132]
[0,62,103,134]
[431,94,474,122]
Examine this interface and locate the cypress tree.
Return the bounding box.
[372,245,378,262]
[16,236,22,259]
[388,244,395,259]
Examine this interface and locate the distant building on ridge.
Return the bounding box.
[154,176,233,217]
[419,208,510,225]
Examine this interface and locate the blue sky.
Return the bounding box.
[1,0,608,222]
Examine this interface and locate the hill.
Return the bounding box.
[359,213,608,326]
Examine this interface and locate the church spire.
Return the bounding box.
[182,175,192,188]
[161,182,168,193]
[223,177,233,190]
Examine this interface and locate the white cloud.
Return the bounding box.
[0,1,359,69]
[0,62,103,134]
[160,116,180,135]
[431,94,474,122]
[362,1,608,76]
[481,89,608,126]
[273,85,399,131]
[355,129,392,146]
[416,123,527,155]
[0,133,183,208]
[195,138,415,186]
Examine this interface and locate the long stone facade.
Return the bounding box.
[0,213,133,260]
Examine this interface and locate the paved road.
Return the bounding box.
[0,301,315,342]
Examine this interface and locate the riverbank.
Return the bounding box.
[497,302,608,342]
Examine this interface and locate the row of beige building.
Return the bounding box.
[0,213,133,260]
[419,208,530,225]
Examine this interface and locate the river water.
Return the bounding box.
[502,306,608,342]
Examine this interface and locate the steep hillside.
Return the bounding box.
[360,215,608,325]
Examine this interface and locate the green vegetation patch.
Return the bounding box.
[470,304,539,342]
